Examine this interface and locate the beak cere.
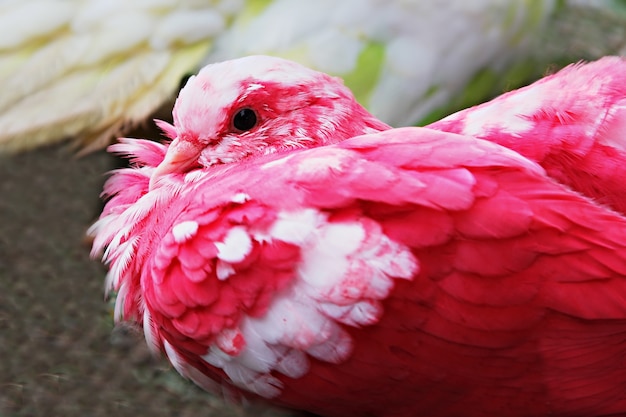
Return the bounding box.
[149,139,203,189]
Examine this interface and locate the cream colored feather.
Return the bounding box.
[0,0,241,153]
[1,0,624,154]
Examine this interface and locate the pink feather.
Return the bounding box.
[90,55,626,417]
[430,56,626,215]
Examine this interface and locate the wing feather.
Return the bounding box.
[93,127,626,415]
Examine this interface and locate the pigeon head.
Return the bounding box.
[150,55,389,187]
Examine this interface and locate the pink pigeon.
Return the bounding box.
[90,55,626,417]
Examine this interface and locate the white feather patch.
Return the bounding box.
[164,339,186,377]
[268,209,323,245]
[198,209,417,398]
[143,308,160,354]
[318,299,383,327]
[215,226,252,263]
[298,222,365,288]
[216,260,236,281]
[230,192,250,203]
[172,220,199,243]
[202,345,284,398]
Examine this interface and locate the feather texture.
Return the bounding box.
[430,56,626,215]
[1,0,558,153]
[91,56,626,416]
[0,0,240,153]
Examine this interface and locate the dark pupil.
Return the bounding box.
[233,108,257,131]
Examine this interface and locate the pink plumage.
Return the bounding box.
[430,57,626,215]
[90,55,626,417]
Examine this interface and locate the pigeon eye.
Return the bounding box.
[232,108,258,132]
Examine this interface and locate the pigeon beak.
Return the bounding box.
[149,138,202,190]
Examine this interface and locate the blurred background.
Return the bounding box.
[1,1,626,416]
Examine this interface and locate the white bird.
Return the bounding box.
[2,0,623,154]
[0,0,243,152]
[0,0,555,152]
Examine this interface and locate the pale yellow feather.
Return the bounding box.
[0,0,240,153]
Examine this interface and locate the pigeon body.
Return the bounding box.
[91,56,626,417]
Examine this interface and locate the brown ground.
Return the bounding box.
[0,121,299,417]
